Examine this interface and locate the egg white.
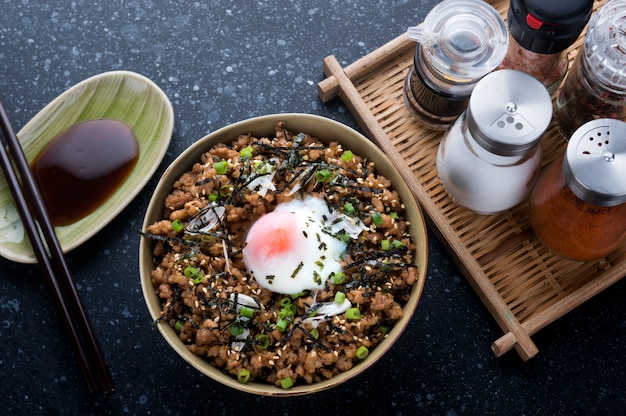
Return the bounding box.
[243,196,363,295]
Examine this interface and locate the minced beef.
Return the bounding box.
[144,121,418,388]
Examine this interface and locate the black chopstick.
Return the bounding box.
[0,100,114,394]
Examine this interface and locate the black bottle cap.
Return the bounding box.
[508,0,593,54]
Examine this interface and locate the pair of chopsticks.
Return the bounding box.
[0,100,114,394]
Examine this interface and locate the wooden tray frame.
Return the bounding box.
[318,0,622,360]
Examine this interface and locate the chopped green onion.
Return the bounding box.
[278,308,294,320]
[253,160,272,174]
[214,160,228,174]
[237,369,251,384]
[279,297,292,307]
[230,324,244,337]
[334,291,346,304]
[290,291,306,300]
[309,328,319,340]
[332,272,346,285]
[390,211,399,220]
[239,306,255,319]
[315,169,332,183]
[276,318,289,332]
[343,202,355,216]
[346,307,361,321]
[371,212,384,226]
[280,377,293,389]
[170,219,184,233]
[174,320,184,332]
[341,150,354,162]
[356,345,369,360]
[219,184,232,196]
[184,266,199,279]
[381,239,391,250]
[183,266,203,284]
[379,324,391,334]
[240,145,253,159]
[254,333,270,349]
[339,232,351,243]
[393,239,405,248]
[208,192,218,202]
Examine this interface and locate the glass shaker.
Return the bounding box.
[530,119,626,261]
[437,69,552,214]
[499,0,593,95]
[554,0,626,139]
[403,0,508,129]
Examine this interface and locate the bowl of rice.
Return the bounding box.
[139,113,428,396]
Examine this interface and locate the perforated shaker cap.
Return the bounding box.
[466,69,552,156]
[563,119,626,207]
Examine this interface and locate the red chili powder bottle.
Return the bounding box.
[529,119,626,261]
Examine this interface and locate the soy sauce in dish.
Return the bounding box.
[30,119,139,226]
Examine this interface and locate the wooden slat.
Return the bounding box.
[318,0,620,360]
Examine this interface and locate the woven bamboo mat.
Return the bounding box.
[318,0,622,360]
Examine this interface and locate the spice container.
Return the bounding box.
[437,69,552,214]
[554,0,626,139]
[499,0,593,95]
[530,119,626,261]
[403,0,508,129]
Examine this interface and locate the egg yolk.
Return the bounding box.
[245,211,296,259]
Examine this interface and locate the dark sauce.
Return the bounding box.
[31,119,139,226]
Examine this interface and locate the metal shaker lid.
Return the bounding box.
[508,0,593,54]
[563,119,626,207]
[466,69,552,156]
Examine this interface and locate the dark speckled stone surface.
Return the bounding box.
[0,1,624,415]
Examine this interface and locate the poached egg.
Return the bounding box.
[242,196,364,294]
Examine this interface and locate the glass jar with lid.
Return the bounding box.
[499,0,593,95]
[403,0,508,129]
[437,69,552,214]
[530,119,626,261]
[554,0,626,139]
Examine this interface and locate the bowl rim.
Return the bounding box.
[139,113,428,396]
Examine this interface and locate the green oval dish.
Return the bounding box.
[0,70,174,263]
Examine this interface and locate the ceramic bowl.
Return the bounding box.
[139,113,428,396]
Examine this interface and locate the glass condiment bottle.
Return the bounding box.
[437,69,552,214]
[554,0,626,140]
[499,0,593,96]
[530,119,626,261]
[403,0,508,129]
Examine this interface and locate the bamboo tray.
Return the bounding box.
[318,0,622,360]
